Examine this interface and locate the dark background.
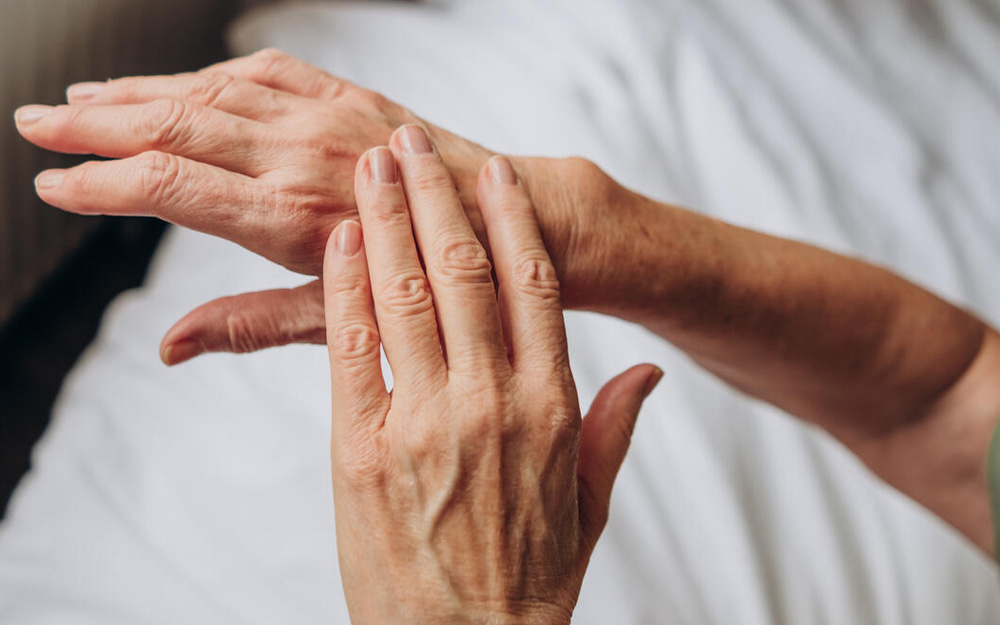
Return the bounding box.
[0,0,240,519]
[0,219,166,518]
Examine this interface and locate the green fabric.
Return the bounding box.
[989,417,1000,565]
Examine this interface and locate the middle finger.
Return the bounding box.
[389,125,507,373]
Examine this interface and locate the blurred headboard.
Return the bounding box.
[0,0,242,327]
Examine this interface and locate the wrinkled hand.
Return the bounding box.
[323,125,661,624]
[14,49,567,364]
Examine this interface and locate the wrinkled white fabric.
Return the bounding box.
[1,1,999,623]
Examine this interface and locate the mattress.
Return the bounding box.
[1,0,999,623]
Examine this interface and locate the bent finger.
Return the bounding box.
[160,281,326,366]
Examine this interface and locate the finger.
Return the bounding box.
[477,155,566,373]
[15,100,274,176]
[389,125,506,372]
[160,281,326,366]
[324,220,390,432]
[32,153,276,257]
[206,49,351,101]
[577,364,663,551]
[66,71,301,122]
[355,146,447,385]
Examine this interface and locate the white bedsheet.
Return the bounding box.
[2,1,999,623]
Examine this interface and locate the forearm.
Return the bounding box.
[572,182,984,433]
[551,166,1000,551]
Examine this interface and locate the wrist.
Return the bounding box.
[860,327,1000,554]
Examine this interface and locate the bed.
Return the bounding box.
[1,0,999,623]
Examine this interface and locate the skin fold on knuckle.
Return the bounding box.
[434,239,493,284]
[141,99,190,151]
[250,48,290,77]
[409,168,455,197]
[225,310,275,354]
[136,151,184,205]
[365,199,411,229]
[186,71,238,108]
[378,271,434,319]
[330,321,381,365]
[511,256,562,306]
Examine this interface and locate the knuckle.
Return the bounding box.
[379,271,434,317]
[225,311,266,354]
[330,322,381,364]
[141,98,188,149]
[295,132,353,162]
[251,48,289,75]
[365,200,410,229]
[62,104,89,132]
[548,405,581,434]
[410,169,454,196]
[346,88,390,111]
[136,151,184,203]
[226,312,274,354]
[186,71,237,108]
[435,239,492,283]
[489,194,531,218]
[401,420,440,461]
[511,256,561,303]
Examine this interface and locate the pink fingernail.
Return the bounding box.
[67,82,105,102]
[400,125,433,154]
[488,156,517,185]
[642,367,664,398]
[336,220,362,255]
[163,340,201,366]
[370,147,397,183]
[15,105,54,126]
[35,170,66,190]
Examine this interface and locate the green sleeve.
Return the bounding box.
[989,417,1000,564]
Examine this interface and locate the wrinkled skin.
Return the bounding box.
[14,49,588,364]
[322,127,660,624]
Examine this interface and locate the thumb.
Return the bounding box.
[577,364,663,549]
[159,280,326,366]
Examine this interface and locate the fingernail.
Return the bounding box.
[642,367,664,398]
[15,105,54,126]
[35,170,66,190]
[489,156,518,185]
[67,82,105,102]
[370,147,397,183]
[400,124,433,154]
[336,220,362,255]
[162,340,201,366]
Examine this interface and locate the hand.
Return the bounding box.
[13,49,598,365]
[322,126,661,624]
